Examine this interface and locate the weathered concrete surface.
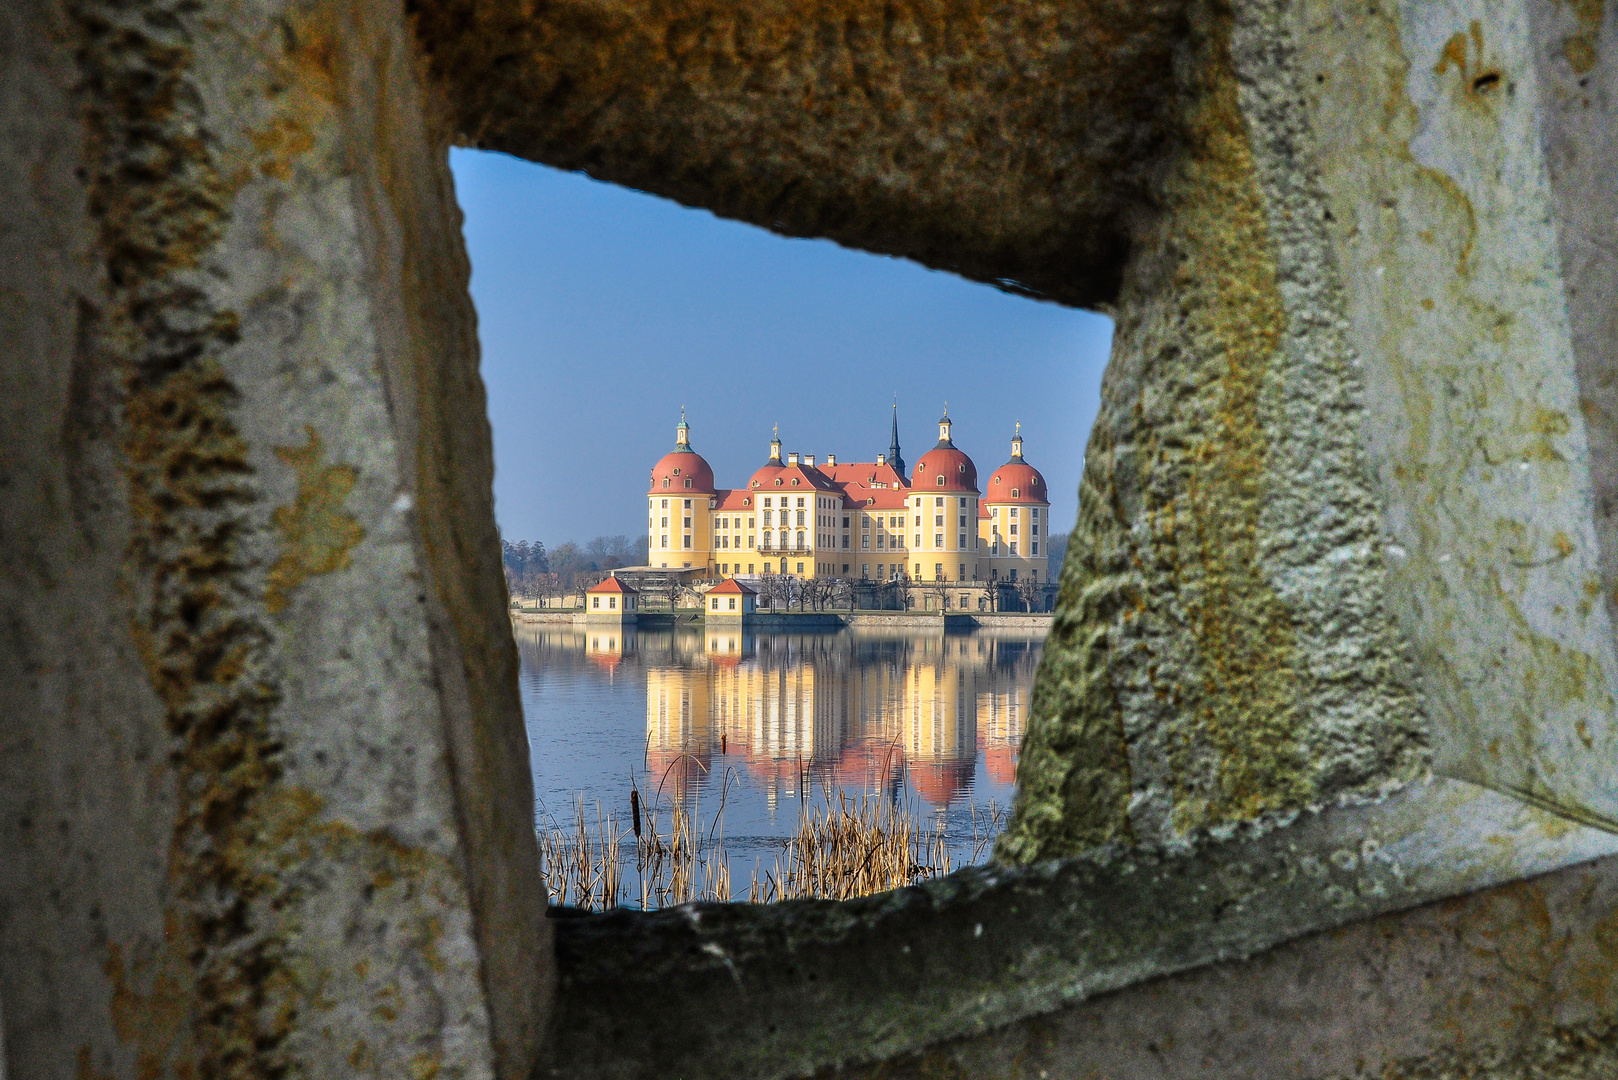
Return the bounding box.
[848,850,1618,1080]
[411,0,1189,310]
[0,0,549,1075]
[546,777,1618,1079]
[1004,0,1618,859]
[6,0,1618,1075]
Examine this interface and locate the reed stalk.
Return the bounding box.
[540,779,1005,912]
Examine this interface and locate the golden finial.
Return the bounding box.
[1015,420,1021,437]
[773,422,779,439]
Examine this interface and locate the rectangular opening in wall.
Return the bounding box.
[459,151,1110,910]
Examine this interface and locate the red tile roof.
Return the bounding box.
[709,578,757,595]
[586,576,634,594]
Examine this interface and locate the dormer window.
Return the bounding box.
[673,468,680,475]
[936,476,944,486]
[1012,488,1020,497]
[791,478,800,486]
[662,479,670,489]
[958,463,966,473]
[685,479,693,489]
[775,479,783,486]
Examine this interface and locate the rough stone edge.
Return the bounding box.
[546,777,1618,1079]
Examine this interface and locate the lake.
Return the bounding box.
[516,623,1040,895]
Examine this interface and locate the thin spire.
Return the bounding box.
[888,399,905,476]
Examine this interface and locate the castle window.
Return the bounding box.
[792,478,800,486]
[661,499,668,508]
[994,476,1000,485]
[673,468,680,475]
[797,498,805,507]
[729,597,737,610]
[712,598,720,610]
[685,479,692,488]
[685,499,692,508]
[959,463,966,473]
[936,476,944,486]
[743,497,750,506]
[592,596,600,609]
[775,479,783,486]
[663,479,670,489]
[1032,542,1040,555]
[1011,488,1019,497]
[609,596,617,610]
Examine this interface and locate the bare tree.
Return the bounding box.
[659,574,683,612]
[755,573,788,612]
[804,575,840,612]
[1015,576,1044,613]
[533,572,562,608]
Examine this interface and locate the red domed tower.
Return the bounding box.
[648,410,716,496]
[648,410,717,569]
[980,423,1054,604]
[904,410,980,582]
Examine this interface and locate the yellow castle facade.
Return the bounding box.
[646,409,1053,585]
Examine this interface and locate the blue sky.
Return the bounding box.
[451,149,1114,549]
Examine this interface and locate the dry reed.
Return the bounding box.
[539,776,1005,912]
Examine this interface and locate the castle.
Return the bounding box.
[646,407,1052,589]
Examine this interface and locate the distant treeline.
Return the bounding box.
[501,535,650,598]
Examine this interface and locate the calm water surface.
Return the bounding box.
[517,625,1039,874]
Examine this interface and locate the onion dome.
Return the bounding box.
[985,424,1047,503]
[912,410,979,492]
[649,411,716,494]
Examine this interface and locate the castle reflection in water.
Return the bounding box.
[521,625,1039,817]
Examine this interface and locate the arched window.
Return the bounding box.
[662,478,670,489]
[1012,488,1020,497]
[685,479,692,489]
[936,476,945,486]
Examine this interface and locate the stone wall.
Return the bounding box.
[3,0,1616,1076]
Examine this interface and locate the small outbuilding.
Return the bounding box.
[584,575,639,625]
[704,577,757,623]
